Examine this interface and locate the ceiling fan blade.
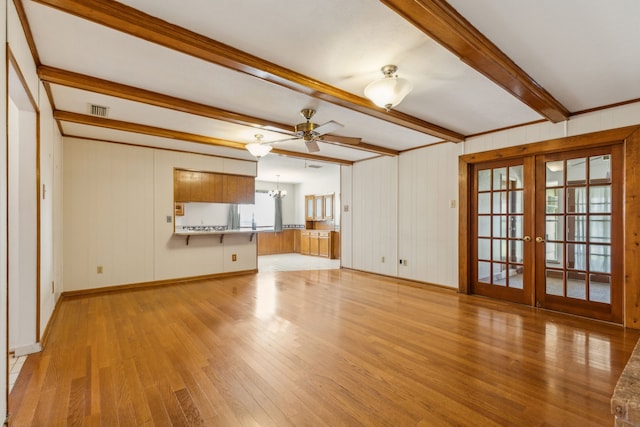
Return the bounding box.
[313,120,343,136]
[319,135,361,145]
[265,136,299,145]
[305,139,320,153]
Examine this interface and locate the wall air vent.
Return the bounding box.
[89,104,109,117]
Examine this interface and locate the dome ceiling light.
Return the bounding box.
[364,64,413,111]
[245,134,272,159]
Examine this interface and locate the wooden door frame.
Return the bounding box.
[459,125,640,328]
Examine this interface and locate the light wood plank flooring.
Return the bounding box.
[10,269,640,426]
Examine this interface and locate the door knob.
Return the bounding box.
[523,236,531,242]
[535,236,545,243]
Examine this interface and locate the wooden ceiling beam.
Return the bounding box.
[53,110,355,165]
[33,0,464,142]
[39,65,398,157]
[381,0,570,123]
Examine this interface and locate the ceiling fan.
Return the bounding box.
[266,108,360,152]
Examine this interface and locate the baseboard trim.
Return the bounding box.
[40,294,64,349]
[340,267,458,293]
[61,269,258,299]
[12,343,43,357]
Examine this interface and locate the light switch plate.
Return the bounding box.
[166,216,172,223]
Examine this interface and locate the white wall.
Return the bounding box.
[255,181,298,225]
[8,95,39,353]
[350,156,398,276]
[0,0,7,417]
[463,102,640,154]
[340,165,353,268]
[398,143,461,287]
[63,139,258,291]
[63,139,155,291]
[39,82,63,337]
[343,101,640,289]
[294,164,341,225]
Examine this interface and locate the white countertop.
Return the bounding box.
[174,229,255,236]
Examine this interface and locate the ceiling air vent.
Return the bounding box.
[307,164,322,169]
[89,104,109,117]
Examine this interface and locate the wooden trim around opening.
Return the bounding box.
[459,124,640,328]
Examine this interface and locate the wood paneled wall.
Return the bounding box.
[63,139,257,291]
[398,143,461,287]
[351,156,398,276]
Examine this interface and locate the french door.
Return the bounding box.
[471,158,534,305]
[471,145,623,323]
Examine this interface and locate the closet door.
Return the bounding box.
[535,145,623,323]
[471,158,534,305]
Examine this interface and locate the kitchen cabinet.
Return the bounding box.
[174,169,202,202]
[304,193,335,221]
[223,174,254,204]
[257,230,295,255]
[324,194,333,220]
[300,230,334,258]
[174,169,254,204]
[305,195,315,220]
[314,196,324,220]
[301,231,310,254]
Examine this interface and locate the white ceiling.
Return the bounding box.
[20,0,640,183]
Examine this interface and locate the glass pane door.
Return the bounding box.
[472,160,533,305]
[535,146,622,323]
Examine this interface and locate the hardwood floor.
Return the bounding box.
[9,269,640,426]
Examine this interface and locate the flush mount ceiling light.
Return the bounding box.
[364,64,413,111]
[268,175,287,198]
[245,134,272,159]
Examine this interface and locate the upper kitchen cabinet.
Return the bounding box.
[223,174,255,204]
[305,195,315,221]
[324,193,333,220]
[314,195,324,220]
[174,169,202,202]
[305,193,335,222]
[174,169,254,204]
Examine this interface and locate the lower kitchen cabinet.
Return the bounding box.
[300,230,335,258]
[257,229,295,255]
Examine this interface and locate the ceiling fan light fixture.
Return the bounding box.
[364,64,413,111]
[246,134,272,158]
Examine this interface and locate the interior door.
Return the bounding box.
[471,159,534,305]
[535,145,623,323]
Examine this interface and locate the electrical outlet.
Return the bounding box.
[449,199,457,209]
[97,266,103,274]
[166,216,172,223]
[381,256,385,263]
[232,254,237,262]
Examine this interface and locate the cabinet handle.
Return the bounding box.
[535,236,545,243]
[523,236,531,242]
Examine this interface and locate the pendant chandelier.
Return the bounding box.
[268,175,287,198]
